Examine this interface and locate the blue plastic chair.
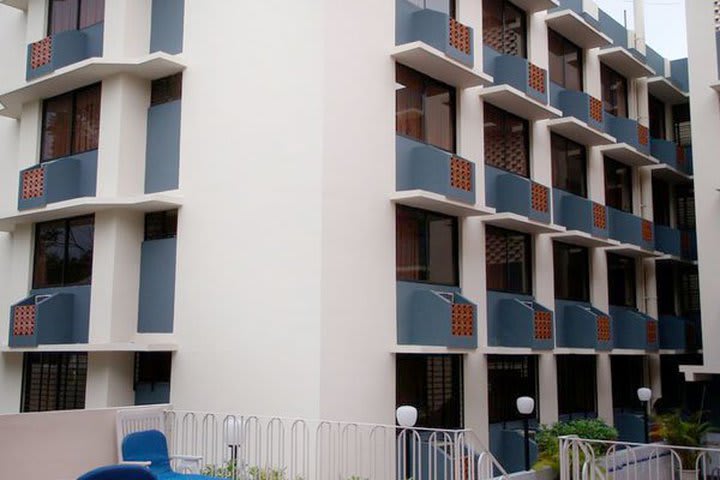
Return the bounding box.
[78,464,158,480]
[121,429,216,480]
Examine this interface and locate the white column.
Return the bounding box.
[26,0,46,43]
[102,0,152,58]
[597,354,614,425]
[85,352,135,408]
[466,354,490,446]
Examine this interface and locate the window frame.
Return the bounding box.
[553,241,590,302]
[488,355,539,423]
[21,352,88,412]
[485,225,533,295]
[483,103,531,177]
[604,157,634,213]
[607,252,637,308]
[648,94,666,140]
[600,63,629,118]
[548,29,584,91]
[47,0,105,36]
[551,133,588,197]
[557,355,597,418]
[483,0,528,58]
[144,210,179,241]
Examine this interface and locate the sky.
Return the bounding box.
[594,0,688,59]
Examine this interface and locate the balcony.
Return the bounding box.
[597,10,654,79]
[481,49,561,120]
[397,281,477,349]
[555,300,612,350]
[546,0,611,49]
[659,314,699,351]
[610,306,658,351]
[487,291,554,349]
[7,286,90,348]
[547,88,614,146]
[606,208,655,254]
[649,138,693,178]
[17,150,98,211]
[509,0,559,13]
[654,225,697,261]
[551,190,615,247]
[599,116,655,166]
[645,51,688,103]
[27,23,104,80]
[395,135,491,216]
[394,0,491,88]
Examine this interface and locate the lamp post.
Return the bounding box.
[224,416,242,470]
[637,387,652,443]
[516,396,535,471]
[396,406,418,480]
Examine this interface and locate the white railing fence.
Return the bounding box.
[559,435,720,480]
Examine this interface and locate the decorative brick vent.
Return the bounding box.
[531,183,549,213]
[637,124,649,146]
[642,219,653,242]
[450,157,473,192]
[647,321,657,345]
[533,311,553,340]
[21,167,45,200]
[451,304,474,337]
[589,96,603,123]
[592,202,607,230]
[13,305,36,336]
[449,18,471,55]
[30,37,53,70]
[596,316,611,343]
[528,63,546,94]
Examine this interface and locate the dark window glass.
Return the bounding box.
[607,253,636,308]
[488,355,538,423]
[486,226,532,294]
[551,133,587,197]
[134,352,172,386]
[676,185,696,230]
[548,30,583,90]
[604,157,633,213]
[41,84,102,162]
[483,0,527,58]
[151,74,183,106]
[658,355,704,413]
[656,262,676,315]
[611,355,645,411]
[652,179,671,227]
[649,95,666,140]
[396,354,463,429]
[396,65,456,152]
[673,103,691,147]
[557,355,596,417]
[145,210,178,241]
[22,353,87,412]
[48,0,104,35]
[601,64,628,118]
[553,242,589,302]
[484,103,529,177]
[33,215,94,289]
[679,265,700,315]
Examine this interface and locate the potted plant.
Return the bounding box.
[653,410,714,480]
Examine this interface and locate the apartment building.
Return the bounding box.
[0,0,705,474]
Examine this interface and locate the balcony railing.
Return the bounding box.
[397,281,477,348]
[655,225,697,260]
[607,207,654,251]
[555,299,612,350]
[650,138,693,175]
[605,116,650,155]
[609,306,658,351]
[397,135,476,205]
[552,89,605,131]
[553,190,609,238]
[483,49,548,104]
[658,314,698,351]
[487,291,554,349]
[486,166,551,223]
[26,23,104,80]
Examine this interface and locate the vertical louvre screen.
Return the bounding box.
[151,74,183,106]
[22,353,88,412]
[675,185,696,230]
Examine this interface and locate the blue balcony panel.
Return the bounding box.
[8,286,91,348]
[607,207,654,251]
[614,411,646,443]
[670,58,689,93]
[397,281,477,349]
[650,138,692,176]
[151,0,185,54]
[605,115,650,155]
[17,150,98,210]
[146,100,181,193]
[483,48,547,105]
[555,299,612,350]
[487,291,554,349]
[546,1,609,49]
[610,305,658,351]
[655,225,696,260]
[135,382,171,406]
[485,166,551,225]
[490,422,539,474]
[138,238,177,333]
[27,23,104,80]
[659,315,696,351]
[553,190,609,240]
[555,88,607,133]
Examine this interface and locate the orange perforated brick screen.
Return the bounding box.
[13,305,36,336]
[30,37,52,70]
[450,157,473,192]
[597,316,611,343]
[593,202,607,230]
[21,167,45,200]
[647,321,657,345]
[531,183,549,213]
[449,18,471,55]
[534,311,553,340]
[638,124,649,146]
[642,220,653,242]
[452,304,474,337]
[528,63,546,94]
[589,96,603,123]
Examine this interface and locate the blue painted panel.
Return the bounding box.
[555,299,612,350]
[670,58,689,92]
[598,9,627,49]
[614,411,645,443]
[145,100,181,193]
[654,224,681,257]
[610,306,657,351]
[26,23,103,80]
[138,238,177,333]
[135,382,171,405]
[659,315,687,350]
[553,189,592,235]
[83,22,104,58]
[650,138,681,170]
[487,166,551,223]
[489,422,538,474]
[483,45,502,77]
[493,54,548,104]
[645,46,665,77]
[607,207,653,250]
[151,0,185,54]
[605,115,649,154]
[396,135,476,204]
[558,89,605,132]
[549,81,564,109]
[487,291,554,349]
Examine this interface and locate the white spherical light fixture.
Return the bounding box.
[516,396,535,415]
[396,405,418,427]
[224,416,242,445]
[637,387,652,403]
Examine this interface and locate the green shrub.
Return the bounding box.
[654,410,714,469]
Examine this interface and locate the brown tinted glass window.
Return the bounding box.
[151,74,183,106]
[488,355,538,423]
[486,226,532,294]
[79,0,104,29]
[649,94,666,140]
[484,103,529,176]
[557,355,596,417]
[49,0,104,35]
[396,65,456,152]
[72,84,101,154]
[652,178,671,227]
[135,352,172,385]
[604,157,633,213]
[41,84,102,162]
[553,242,589,302]
[145,210,178,241]
[551,134,587,197]
[548,30,583,90]
[33,215,94,289]
[483,0,527,58]
[22,353,87,412]
[601,64,628,118]
[607,253,636,308]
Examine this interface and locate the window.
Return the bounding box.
[675,185,696,230]
[607,253,636,308]
[652,179,671,227]
[673,103,691,147]
[551,134,587,197]
[600,64,628,118]
[488,355,538,423]
[41,84,102,162]
[486,226,532,295]
[553,242,589,302]
[557,355,596,417]
[145,210,178,241]
[134,352,172,387]
[396,206,458,286]
[548,30,583,91]
[656,262,676,315]
[151,74,183,106]
[396,64,456,152]
[679,265,700,315]
[648,95,666,140]
[21,353,87,412]
[611,355,645,411]
[396,354,463,429]
[604,157,633,213]
[407,0,456,17]
[483,0,526,58]
[33,215,94,289]
[48,0,104,36]
[484,103,530,177]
